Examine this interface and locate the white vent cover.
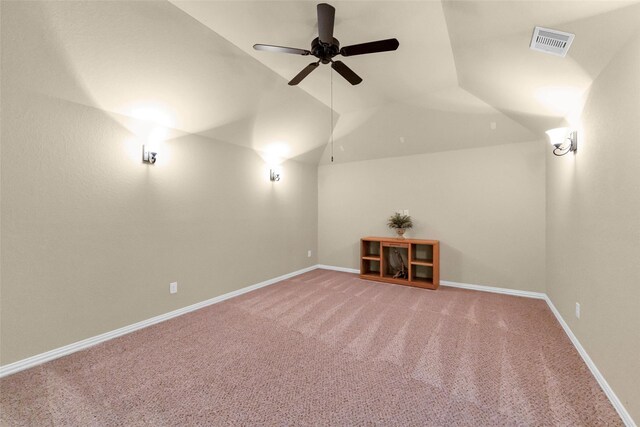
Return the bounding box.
[530,27,575,57]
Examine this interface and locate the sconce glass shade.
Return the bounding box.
[546,127,577,156]
[546,127,569,147]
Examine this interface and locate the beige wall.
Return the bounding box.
[318,141,546,293]
[0,94,318,366]
[0,2,319,365]
[546,33,640,421]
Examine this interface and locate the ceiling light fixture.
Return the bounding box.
[546,127,577,156]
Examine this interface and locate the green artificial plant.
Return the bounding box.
[387,212,413,230]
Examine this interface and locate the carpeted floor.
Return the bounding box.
[0,270,622,426]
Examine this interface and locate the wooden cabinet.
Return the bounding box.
[360,237,440,290]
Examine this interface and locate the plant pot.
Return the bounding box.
[395,228,406,239]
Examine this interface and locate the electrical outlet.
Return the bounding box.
[170,282,178,294]
[575,302,580,319]
[403,209,409,215]
[307,250,312,258]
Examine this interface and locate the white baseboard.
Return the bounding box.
[317,265,635,426]
[1,264,635,426]
[316,264,359,274]
[317,266,547,300]
[0,265,317,378]
[544,296,636,427]
[440,280,547,300]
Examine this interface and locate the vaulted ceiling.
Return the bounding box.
[19,0,640,164]
[171,0,640,163]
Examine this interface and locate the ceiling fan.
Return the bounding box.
[253,3,399,86]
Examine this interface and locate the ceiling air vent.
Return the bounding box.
[530,27,575,57]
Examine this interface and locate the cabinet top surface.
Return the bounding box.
[362,236,439,244]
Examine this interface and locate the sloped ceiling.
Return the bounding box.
[18,0,640,164]
[170,1,460,115]
[9,0,331,161]
[444,0,640,134]
[171,0,640,164]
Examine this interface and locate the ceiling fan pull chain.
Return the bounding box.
[331,66,334,163]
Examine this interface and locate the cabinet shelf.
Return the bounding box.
[360,237,439,290]
[360,271,381,280]
[410,259,433,266]
[411,276,433,284]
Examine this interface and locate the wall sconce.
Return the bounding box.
[546,127,577,156]
[142,145,157,164]
[270,168,281,182]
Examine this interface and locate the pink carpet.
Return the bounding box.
[0,270,622,426]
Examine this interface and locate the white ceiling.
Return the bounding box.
[19,0,640,164]
[444,0,640,132]
[170,0,640,162]
[171,1,460,115]
[19,1,331,160]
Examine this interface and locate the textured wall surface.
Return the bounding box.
[546,32,640,422]
[318,141,546,293]
[0,1,318,364]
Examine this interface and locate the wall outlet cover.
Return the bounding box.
[575,302,580,319]
[170,282,178,294]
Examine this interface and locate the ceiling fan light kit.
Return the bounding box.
[253,3,399,86]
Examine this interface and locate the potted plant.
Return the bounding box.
[387,212,413,239]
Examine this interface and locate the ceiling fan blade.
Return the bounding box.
[289,62,320,85]
[340,38,399,57]
[317,3,335,45]
[331,60,362,85]
[253,44,311,56]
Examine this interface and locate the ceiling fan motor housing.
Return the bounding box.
[312,37,340,63]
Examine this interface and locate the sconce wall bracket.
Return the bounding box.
[270,169,281,182]
[142,145,157,164]
[550,130,578,157]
